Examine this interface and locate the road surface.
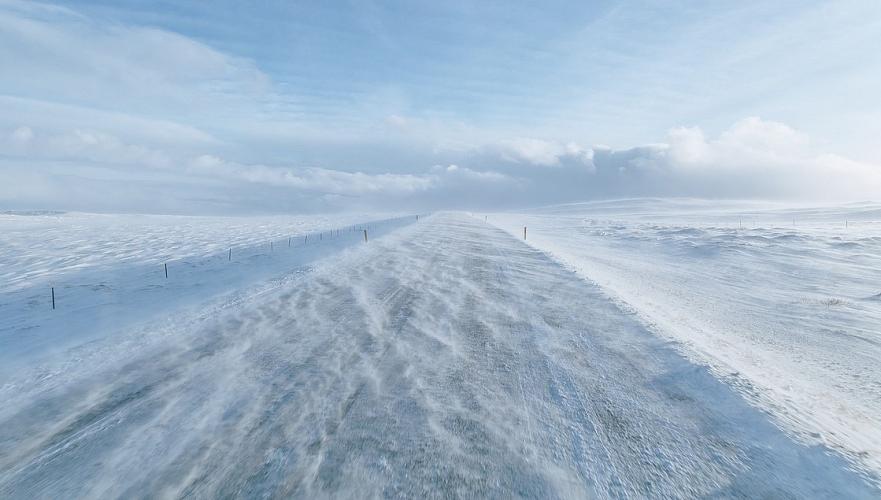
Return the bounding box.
[0,213,875,498]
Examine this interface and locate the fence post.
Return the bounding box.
[228,248,231,261]
[51,287,55,310]
[363,229,368,242]
[164,262,168,278]
[524,226,527,240]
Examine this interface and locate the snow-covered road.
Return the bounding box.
[0,213,875,498]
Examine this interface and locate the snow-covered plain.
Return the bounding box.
[0,211,413,373]
[1,212,876,497]
[0,211,397,291]
[487,199,881,483]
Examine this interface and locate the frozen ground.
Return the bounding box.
[487,199,881,484]
[0,211,412,374]
[1,212,877,498]
[0,211,396,292]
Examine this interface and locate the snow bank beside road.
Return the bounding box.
[487,199,881,482]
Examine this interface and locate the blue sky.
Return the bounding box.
[2,0,880,213]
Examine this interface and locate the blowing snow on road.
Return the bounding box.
[0,213,876,498]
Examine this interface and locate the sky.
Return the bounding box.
[1,0,880,213]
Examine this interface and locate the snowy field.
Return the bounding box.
[1,212,877,498]
[0,211,397,292]
[0,211,412,374]
[487,199,881,483]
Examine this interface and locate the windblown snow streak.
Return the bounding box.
[0,213,876,498]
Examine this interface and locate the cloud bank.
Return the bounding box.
[3,116,879,213]
[586,117,881,201]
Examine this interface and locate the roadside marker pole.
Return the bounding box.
[524,226,527,240]
[51,287,55,310]
[228,248,231,261]
[164,262,168,278]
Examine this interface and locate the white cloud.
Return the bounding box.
[10,125,33,144]
[188,155,436,196]
[495,138,593,167]
[0,1,269,109]
[0,0,260,162]
[385,114,409,128]
[433,164,512,183]
[2,125,172,169]
[587,117,881,200]
[0,96,218,148]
